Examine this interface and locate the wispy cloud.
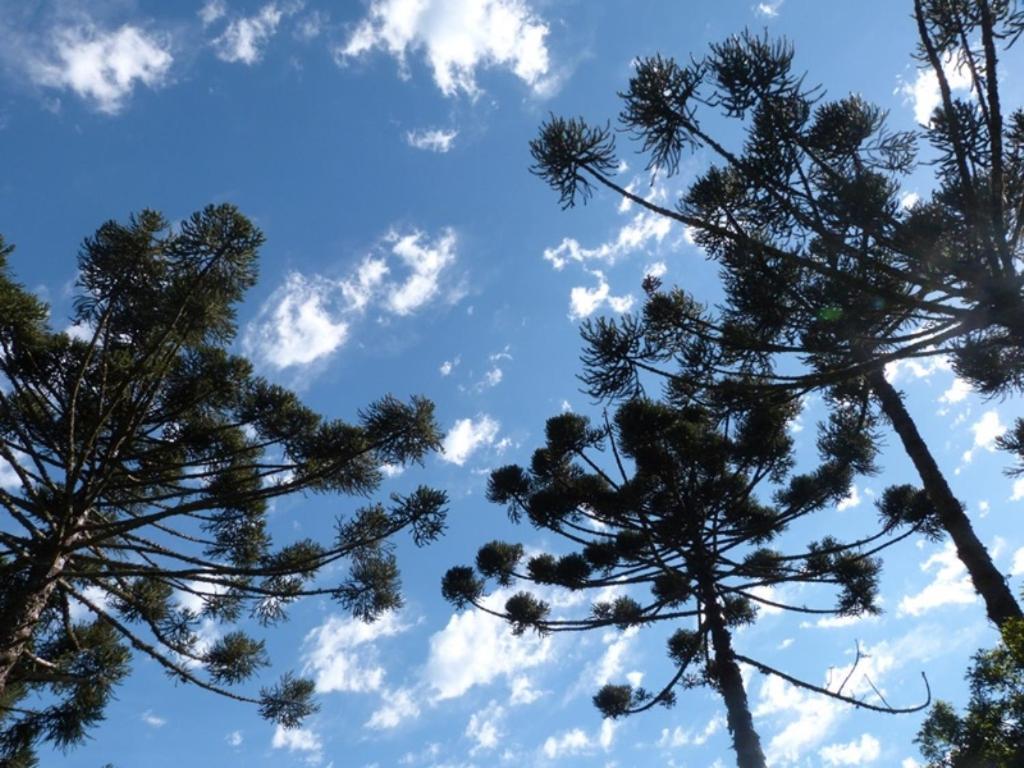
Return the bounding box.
[568,270,633,320]
[30,23,172,113]
[900,51,974,124]
[406,128,458,153]
[898,541,977,616]
[303,611,408,694]
[271,724,323,764]
[441,415,500,465]
[213,3,291,65]
[337,0,553,97]
[243,227,459,371]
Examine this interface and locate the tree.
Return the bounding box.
[528,0,1024,630]
[0,206,448,765]
[443,391,930,768]
[916,617,1024,766]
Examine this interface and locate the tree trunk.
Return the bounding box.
[0,548,67,695]
[868,369,1022,629]
[701,577,767,768]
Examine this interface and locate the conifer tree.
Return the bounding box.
[915,615,1024,766]
[0,206,447,764]
[443,389,930,768]
[528,0,1024,629]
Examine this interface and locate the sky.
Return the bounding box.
[2,1,1024,766]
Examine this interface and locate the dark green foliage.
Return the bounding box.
[476,541,524,586]
[529,117,617,208]
[916,617,1024,766]
[258,672,318,729]
[0,206,447,762]
[440,567,484,609]
[204,632,269,685]
[503,592,550,635]
[592,684,638,719]
[531,2,1024,633]
[445,392,903,746]
[877,485,945,539]
[532,7,1024,396]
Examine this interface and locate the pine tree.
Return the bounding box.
[528,0,1024,630]
[916,616,1024,766]
[443,389,930,768]
[0,206,448,764]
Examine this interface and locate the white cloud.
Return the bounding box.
[440,357,459,376]
[644,261,667,279]
[406,128,458,153]
[425,588,552,699]
[226,730,243,747]
[64,320,94,342]
[380,462,405,478]
[141,710,166,727]
[1013,479,1024,502]
[243,227,457,371]
[244,272,350,369]
[199,0,228,27]
[569,271,634,320]
[899,191,920,210]
[962,409,1007,465]
[303,612,408,693]
[898,541,977,616]
[338,0,552,97]
[589,627,638,688]
[883,355,951,384]
[658,713,725,748]
[837,485,861,511]
[465,700,504,753]
[272,725,322,762]
[819,733,881,766]
[901,51,974,124]
[939,377,971,405]
[756,674,844,764]
[441,415,500,465]
[972,409,1007,451]
[747,584,783,615]
[756,1,783,17]
[806,613,878,630]
[759,624,978,765]
[509,675,543,705]
[340,256,390,312]
[385,229,458,315]
[544,209,672,270]
[214,3,286,65]
[483,367,503,387]
[366,686,421,729]
[31,24,172,114]
[599,718,616,750]
[992,536,1008,560]
[542,728,590,759]
[1010,547,1024,575]
[541,720,616,759]
[489,348,513,363]
[295,10,327,40]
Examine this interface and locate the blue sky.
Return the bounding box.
[3,1,1024,766]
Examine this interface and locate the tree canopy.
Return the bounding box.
[0,205,447,765]
[916,616,1024,766]
[444,387,930,768]
[528,0,1024,630]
